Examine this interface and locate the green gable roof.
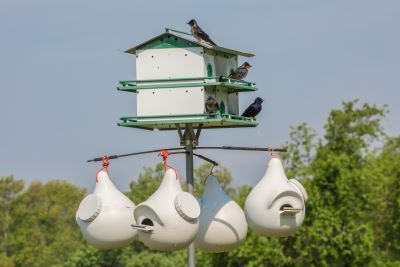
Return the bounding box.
[125,28,254,58]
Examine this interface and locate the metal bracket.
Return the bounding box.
[186,124,196,144]
[178,124,200,146]
[176,124,184,144]
[195,124,202,141]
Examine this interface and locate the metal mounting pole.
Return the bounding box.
[186,140,195,267]
[182,124,198,267]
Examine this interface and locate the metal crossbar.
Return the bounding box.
[87,146,287,163]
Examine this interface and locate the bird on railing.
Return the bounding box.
[241,97,264,118]
[205,96,220,113]
[187,19,217,47]
[228,62,252,80]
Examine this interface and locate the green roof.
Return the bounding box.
[125,28,255,58]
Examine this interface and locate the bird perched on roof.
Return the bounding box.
[241,97,264,118]
[187,19,217,47]
[205,96,220,113]
[228,62,252,80]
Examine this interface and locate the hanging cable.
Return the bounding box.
[204,163,218,184]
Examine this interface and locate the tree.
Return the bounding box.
[2,100,400,266]
[9,180,85,267]
[193,162,234,198]
[127,163,165,204]
[0,175,24,267]
[284,101,388,266]
[365,136,400,263]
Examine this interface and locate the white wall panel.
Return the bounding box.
[136,48,205,80]
[137,87,206,119]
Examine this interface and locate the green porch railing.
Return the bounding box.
[117,76,257,92]
[119,113,255,122]
[118,113,258,131]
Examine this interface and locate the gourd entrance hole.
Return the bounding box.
[141,218,154,226]
[280,204,293,211]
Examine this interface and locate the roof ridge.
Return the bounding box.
[125,28,255,58]
[165,28,192,36]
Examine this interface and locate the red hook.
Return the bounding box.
[159,150,178,180]
[96,155,110,182]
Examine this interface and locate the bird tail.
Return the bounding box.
[208,39,217,46]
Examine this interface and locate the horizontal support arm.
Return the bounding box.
[87,146,287,162]
[196,146,288,152]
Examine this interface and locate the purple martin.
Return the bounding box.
[205,96,220,113]
[228,62,252,80]
[241,97,264,118]
[187,19,217,47]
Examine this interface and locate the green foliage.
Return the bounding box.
[193,162,234,198]
[1,100,399,266]
[127,163,165,204]
[0,176,24,256]
[288,100,386,266]
[2,180,86,267]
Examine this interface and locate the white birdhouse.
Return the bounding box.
[133,168,200,251]
[76,171,137,249]
[117,28,259,131]
[244,157,308,237]
[195,176,248,253]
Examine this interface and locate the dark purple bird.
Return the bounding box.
[205,96,220,113]
[241,97,264,118]
[187,19,217,47]
[228,62,252,80]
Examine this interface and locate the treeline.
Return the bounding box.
[0,100,399,267]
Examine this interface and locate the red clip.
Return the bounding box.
[159,150,178,180]
[159,150,169,163]
[96,155,110,182]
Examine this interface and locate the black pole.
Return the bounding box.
[183,125,196,267]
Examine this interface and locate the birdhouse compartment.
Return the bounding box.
[135,47,240,120]
[118,28,258,130]
[136,47,206,80]
[213,53,237,77]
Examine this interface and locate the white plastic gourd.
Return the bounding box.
[244,156,308,237]
[76,170,137,249]
[134,168,200,251]
[195,175,247,253]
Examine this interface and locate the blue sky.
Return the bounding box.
[1,0,399,192]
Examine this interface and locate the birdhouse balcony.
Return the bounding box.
[117,76,258,130]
